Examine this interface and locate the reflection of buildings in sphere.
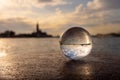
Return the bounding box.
[61,60,93,80]
[61,44,92,60]
[60,27,92,60]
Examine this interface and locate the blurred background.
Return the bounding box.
[0,0,120,80]
[0,0,120,36]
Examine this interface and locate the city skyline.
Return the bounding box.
[0,23,53,37]
[0,0,120,35]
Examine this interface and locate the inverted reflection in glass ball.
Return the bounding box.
[60,27,92,60]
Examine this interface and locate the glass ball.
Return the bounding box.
[60,27,92,60]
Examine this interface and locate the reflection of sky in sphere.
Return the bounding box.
[60,27,92,45]
[60,27,92,60]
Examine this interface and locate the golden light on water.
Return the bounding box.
[73,63,92,76]
[81,64,92,76]
[0,51,7,57]
[0,39,8,57]
[0,39,15,79]
[63,61,93,80]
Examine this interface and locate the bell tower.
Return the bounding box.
[36,23,39,33]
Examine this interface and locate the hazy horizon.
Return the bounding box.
[0,0,120,36]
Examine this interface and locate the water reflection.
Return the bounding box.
[0,39,8,57]
[0,39,13,79]
[0,51,7,57]
[61,60,93,80]
[0,38,119,80]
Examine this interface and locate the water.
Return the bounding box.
[60,27,92,60]
[0,38,120,80]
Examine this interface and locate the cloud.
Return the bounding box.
[71,0,119,34]
[86,24,120,34]
[34,0,67,8]
[0,18,34,34]
[0,0,120,35]
[37,0,53,3]
[87,0,120,10]
[0,0,68,19]
[34,0,120,35]
[43,0,120,35]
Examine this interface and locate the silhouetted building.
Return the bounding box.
[0,23,53,38]
[32,23,52,37]
[36,23,41,33]
[93,33,120,37]
[36,23,42,37]
[0,30,15,37]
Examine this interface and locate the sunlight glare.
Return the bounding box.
[0,51,7,57]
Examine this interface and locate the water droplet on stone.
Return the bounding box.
[60,27,92,60]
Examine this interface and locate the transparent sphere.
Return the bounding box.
[60,27,92,60]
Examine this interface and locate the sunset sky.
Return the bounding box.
[0,0,120,35]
